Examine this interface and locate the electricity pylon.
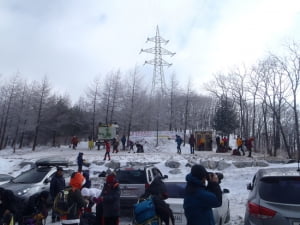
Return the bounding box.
[140,25,175,96]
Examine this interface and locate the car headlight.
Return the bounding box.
[17,188,30,196]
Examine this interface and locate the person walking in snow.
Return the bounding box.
[71,136,79,150]
[121,135,126,151]
[236,136,244,155]
[77,152,84,172]
[103,140,111,160]
[189,134,196,154]
[128,140,134,153]
[88,136,94,150]
[175,135,183,154]
[184,164,222,225]
[112,138,119,153]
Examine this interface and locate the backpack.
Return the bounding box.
[53,188,71,216]
[133,197,159,225]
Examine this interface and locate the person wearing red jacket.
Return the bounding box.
[103,140,111,161]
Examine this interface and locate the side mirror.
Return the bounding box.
[223,188,230,194]
[162,175,168,179]
[247,183,253,190]
[44,178,50,184]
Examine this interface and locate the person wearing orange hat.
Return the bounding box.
[61,172,88,225]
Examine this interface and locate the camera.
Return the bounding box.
[207,172,224,183]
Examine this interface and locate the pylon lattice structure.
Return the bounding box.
[140,26,175,96]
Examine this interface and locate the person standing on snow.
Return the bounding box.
[236,136,244,155]
[121,135,126,151]
[50,166,66,223]
[189,134,196,154]
[184,164,222,225]
[175,135,183,154]
[71,136,79,150]
[77,152,84,172]
[94,172,120,225]
[61,172,88,225]
[103,140,111,160]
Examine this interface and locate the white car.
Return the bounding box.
[164,179,230,225]
[0,174,13,185]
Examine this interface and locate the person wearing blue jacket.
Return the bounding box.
[184,164,222,225]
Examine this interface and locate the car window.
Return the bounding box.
[116,170,147,184]
[12,167,51,183]
[165,182,186,198]
[0,174,12,181]
[259,176,300,204]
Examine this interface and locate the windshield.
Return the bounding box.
[12,167,51,183]
[259,176,300,204]
[116,170,147,184]
[165,182,186,198]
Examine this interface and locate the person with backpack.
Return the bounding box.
[184,164,222,225]
[50,166,66,223]
[139,175,174,225]
[61,172,88,225]
[175,135,183,154]
[94,172,120,225]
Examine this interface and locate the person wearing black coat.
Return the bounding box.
[0,188,19,225]
[22,191,52,225]
[141,176,174,225]
[50,167,66,223]
[77,152,84,172]
[94,173,120,225]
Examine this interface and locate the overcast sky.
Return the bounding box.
[1,0,300,103]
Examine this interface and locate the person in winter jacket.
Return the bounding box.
[61,172,87,225]
[175,135,183,154]
[94,172,120,225]
[184,164,222,225]
[0,188,18,225]
[71,136,79,150]
[141,175,174,225]
[50,166,66,222]
[22,191,52,225]
[189,134,196,154]
[236,136,244,155]
[121,135,126,151]
[246,137,254,157]
[77,152,84,172]
[103,140,111,161]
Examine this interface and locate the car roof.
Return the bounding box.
[115,164,156,171]
[35,157,69,167]
[258,167,300,178]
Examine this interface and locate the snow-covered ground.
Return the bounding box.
[0,137,298,225]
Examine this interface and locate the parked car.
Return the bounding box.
[164,179,230,225]
[244,167,300,225]
[115,165,168,215]
[0,157,74,202]
[0,174,13,185]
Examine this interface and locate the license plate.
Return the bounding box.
[121,189,134,196]
[173,213,182,223]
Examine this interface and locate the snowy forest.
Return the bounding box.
[1,42,300,160]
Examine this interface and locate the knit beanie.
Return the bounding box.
[106,173,117,184]
[191,164,208,180]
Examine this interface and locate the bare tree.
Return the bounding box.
[86,77,101,139]
[32,77,51,151]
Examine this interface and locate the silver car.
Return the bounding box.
[164,179,230,225]
[244,167,300,225]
